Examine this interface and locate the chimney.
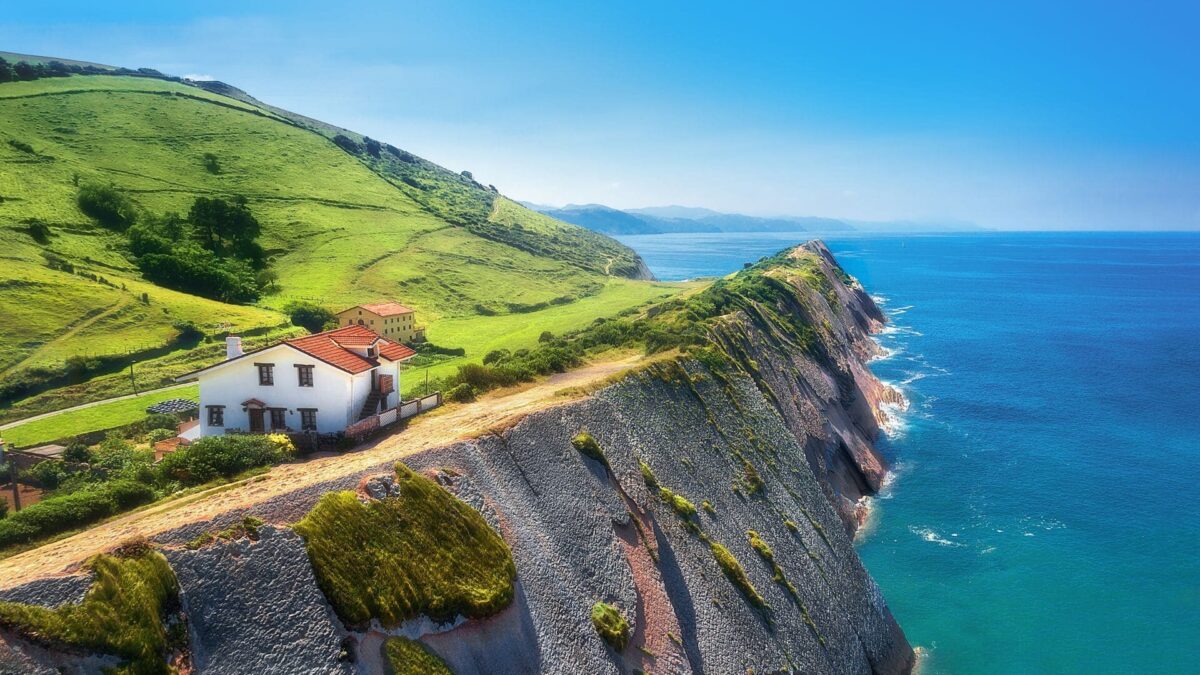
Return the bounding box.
[226,335,243,360]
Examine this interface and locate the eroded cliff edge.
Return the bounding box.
[0,241,912,674]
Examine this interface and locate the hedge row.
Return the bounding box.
[0,480,154,549]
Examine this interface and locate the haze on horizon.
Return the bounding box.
[3,1,1198,231]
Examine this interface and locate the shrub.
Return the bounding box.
[445,383,476,403]
[702,500,716,515]
[0,547,178,674]
[294,463,516,627]
[538,330,554,343]
[144,413,179,432]
[147,428,176,443]
[63,441,94,464]
[383,636,452,675]
[571,431,607,467]
[22,460,69,489]
[0,480,154,549]
[0,500,7,520]
[202,152,221,174]
[25,221,51,244]
[172,320,203,343]
[77,183,137,231]
[332,134,362,154]
[590,602,630,651]
[481,349,510,366]
[155,434,290,486]
[285,301,336,334]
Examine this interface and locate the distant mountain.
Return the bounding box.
[530,203,855,235]
[529,202,984,235]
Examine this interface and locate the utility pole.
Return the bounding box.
[424,368,429,397]
[9,462,19,513]
[128,349,138,395]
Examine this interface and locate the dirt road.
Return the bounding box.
[0,354,645,589]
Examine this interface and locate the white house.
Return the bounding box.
[178,325,416,437]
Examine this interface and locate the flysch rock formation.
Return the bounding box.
[0,241,913,674]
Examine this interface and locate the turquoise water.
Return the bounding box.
[616,231,1200,673]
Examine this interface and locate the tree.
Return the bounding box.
[363,137,382,158]
[188,196,264,267]
[286,301,335,334]
[77,184,137,231]
[0,58,12,83]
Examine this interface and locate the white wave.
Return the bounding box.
[980,546,997,555]
[872,294,888,305]
[909,526,965,547]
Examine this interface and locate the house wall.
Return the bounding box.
[335,307,419,344]
[196,345,355,437]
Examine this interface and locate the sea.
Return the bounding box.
[615,231,1200,674]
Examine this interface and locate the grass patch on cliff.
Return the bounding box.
[0,541,179,674]
[294,463,516,627]
[571,430,607,467]
[383,636,452,675]
[590,601,631,651]
[710,540,766,608]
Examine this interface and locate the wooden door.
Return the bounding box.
[249,409,265,433]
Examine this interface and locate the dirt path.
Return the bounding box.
[0,353,645,589]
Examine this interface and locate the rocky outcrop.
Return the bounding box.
[0,241,911,674]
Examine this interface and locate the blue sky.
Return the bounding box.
[3,1,1198,229]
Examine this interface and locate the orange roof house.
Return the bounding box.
[336,301,425,344]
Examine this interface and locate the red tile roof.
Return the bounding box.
[284,325,416,374]
[356,302,414,317]
[178,325,416,381]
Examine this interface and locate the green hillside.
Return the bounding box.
[0,66,680,430]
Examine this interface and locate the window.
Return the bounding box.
[207,406,225,427]
[256,363,274,386]
[270,408,286,430]
[299,409,317,431]
[296,364,314,387]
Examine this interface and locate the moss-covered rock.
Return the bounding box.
[590,601,631,651]
[0,541,180,674]
[383,636,452,675]
[294,463,516,627]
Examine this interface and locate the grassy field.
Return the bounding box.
[0,72,683,438]
[0,386,198,447]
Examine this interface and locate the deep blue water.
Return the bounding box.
[616,231,1200,673]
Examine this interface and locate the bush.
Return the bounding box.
[481,349,510,366]
[25,221,51,244]
[147,428,176,443]
[22,460,69,489]
[202,152,221,174]
[332,134,362,154]
[0,500,7,520]
[155,434,291,486]
[591,602,630,651]
[77,183,137,231]
[143,413,179,432]
[285,301,336,334]
[62,441,94,464]
[445,383,476,403]
[0,480,155,549]
[538,331,554,343]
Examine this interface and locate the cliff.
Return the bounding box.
[0,241,912,674]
